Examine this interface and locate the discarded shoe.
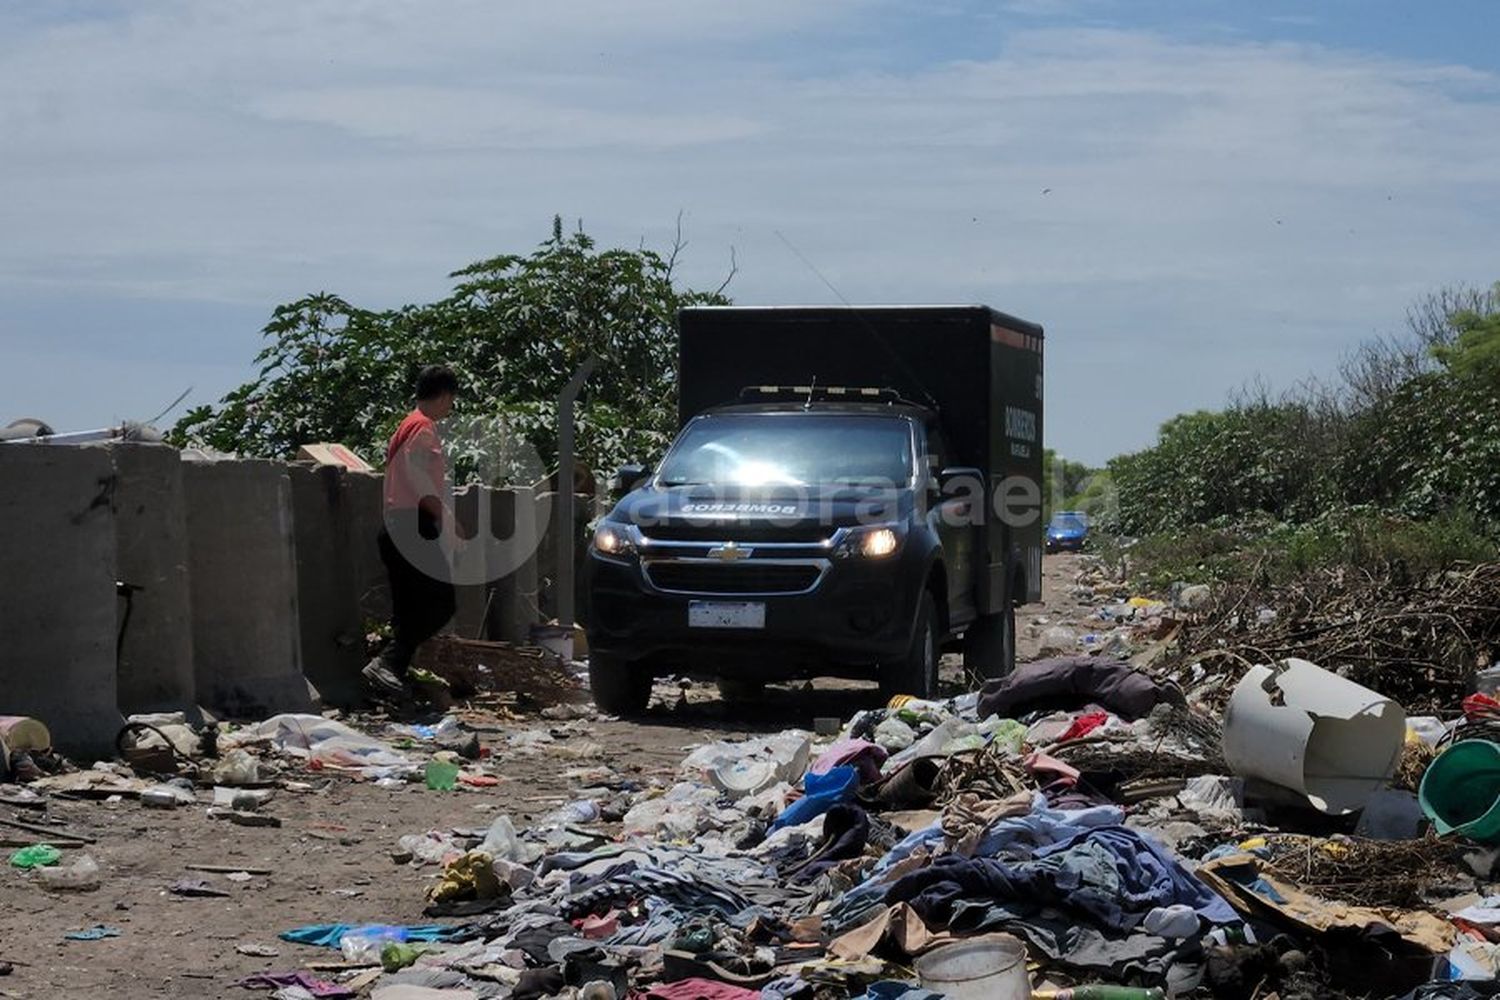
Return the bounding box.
[362,659,410,704]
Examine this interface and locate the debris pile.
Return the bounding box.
[1162,563,1500,714]
[208,653,1496,999]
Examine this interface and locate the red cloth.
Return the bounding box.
[1058,710,1110,742]
[383,409,446,513]
[1464,693,1500,720]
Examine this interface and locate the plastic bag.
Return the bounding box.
[339,926,409,964]
[536,799,601,827]
[9,843,61,869]
[397,832,464,866]
[478,814,542,865]
[212,749,262,786]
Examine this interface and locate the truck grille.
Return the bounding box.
[644,560,825,595]
[642,523,836,544]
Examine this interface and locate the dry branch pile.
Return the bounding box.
[1161,563,1500,714]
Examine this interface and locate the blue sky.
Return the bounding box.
[3,1,1498,465]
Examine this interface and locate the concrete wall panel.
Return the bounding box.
[289,464,365,708]
[183,459,313,717]
[0,444,124,755]
[108,443,196,715]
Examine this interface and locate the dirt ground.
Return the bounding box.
[0,555,1089,998]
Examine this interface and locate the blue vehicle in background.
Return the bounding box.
[1046,511,1089,552]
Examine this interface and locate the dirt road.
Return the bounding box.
[0,555,1088,998]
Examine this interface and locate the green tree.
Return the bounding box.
[173,218,732,481]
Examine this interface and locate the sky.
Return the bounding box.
[2,1,1498,466]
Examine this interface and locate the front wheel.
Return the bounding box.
[880,592,940,700]
[588,653,652,716]
[962,603,1017,682]
[716,678,765,702]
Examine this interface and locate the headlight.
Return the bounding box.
[837,525,901,559]
[593,523,636,557]
[861,527,899,558]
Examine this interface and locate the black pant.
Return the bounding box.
[377,517,456,676]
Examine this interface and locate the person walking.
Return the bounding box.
[362,364,463,705]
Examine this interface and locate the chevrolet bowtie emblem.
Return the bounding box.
[707,542,753,561]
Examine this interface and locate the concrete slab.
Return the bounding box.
[484,485,541,644]
[0,444,124,755]
[182,458,314,717]
[106,443,197,715]
[342,470,389,623]
[289,463,365,708]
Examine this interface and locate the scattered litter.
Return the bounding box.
[8,843,60,869]
[237,942,281,957]
[64,925,121,941]
[170,877,230,898]
[36,854,102,891]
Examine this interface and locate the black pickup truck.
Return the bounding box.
[584,305,1044,715]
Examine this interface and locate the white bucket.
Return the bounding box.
[0,716,51,752]
[1222,658,1406,814]
[915,934,1030,1000]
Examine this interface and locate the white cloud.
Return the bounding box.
[1,3,1498,460]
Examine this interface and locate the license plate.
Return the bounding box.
[688,601,766,629]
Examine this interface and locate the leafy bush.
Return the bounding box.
[172,218,731,483]
[1123,508,1498,591]
[1108,283,1500,543]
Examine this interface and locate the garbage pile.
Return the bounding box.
[163,653,1496,1000]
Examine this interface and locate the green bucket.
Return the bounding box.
[1418,739,1500,841]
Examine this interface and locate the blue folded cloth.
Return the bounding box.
[771,765,859,831]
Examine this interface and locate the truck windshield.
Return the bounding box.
[657,414,914,488]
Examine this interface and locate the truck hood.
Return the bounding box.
[608,484,908,534]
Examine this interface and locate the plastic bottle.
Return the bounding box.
[36,855,102,891]
[141,787,182,808]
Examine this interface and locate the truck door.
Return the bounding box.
[924,424,978,629]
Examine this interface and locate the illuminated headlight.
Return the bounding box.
[861,528,899,558]
[838,525,901,559]
[593,523,636,557]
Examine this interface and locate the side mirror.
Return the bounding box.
[612,464,652,496]
[937,466,984,493]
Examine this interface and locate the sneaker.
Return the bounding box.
[362,658,408,701]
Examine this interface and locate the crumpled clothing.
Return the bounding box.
[966,907,1181,978]
[792,803,870,883]
[809,739,887,786]
[278,924,466,948]
[604,901,688,947]
[829,902,955,960]
[1034,825,1236,925]
[759,975,812,1000]
[1395,984,1500,1000]
[940,790,1034,857]
[640,978,761,1000]
[885,825,1233,933]
[233,971,355,997]
[558,863,753,920]
[856,983,945,1000]
[977,655,1171,722]
[823,795,1123,934]
[428,851,504,904]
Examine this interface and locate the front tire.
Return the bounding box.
[716,678,765,702]
[880,592,940,700]
[589,653,652,716]
[963,602,1017,681]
